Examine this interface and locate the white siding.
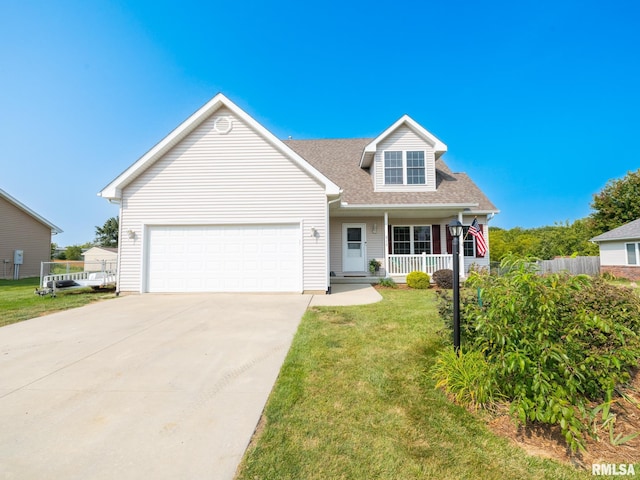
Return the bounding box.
[461,215,491,272]
[599,241,630,266]
[119,107,328,293]
[329,217,384,274]
[373,125,437,192]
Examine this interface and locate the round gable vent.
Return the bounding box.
[213,116,233,134]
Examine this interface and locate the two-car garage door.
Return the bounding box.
[145,225,301,293]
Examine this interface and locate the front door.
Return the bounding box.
[342,223,367,272]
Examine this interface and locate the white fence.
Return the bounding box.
[387,253,453,275]
[40,261,117,288]
[536,256,600,276]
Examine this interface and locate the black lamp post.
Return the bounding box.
[448,220,464,353]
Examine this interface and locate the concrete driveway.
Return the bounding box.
[0,293,312,480]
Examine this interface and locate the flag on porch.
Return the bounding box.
[469,218,487,257]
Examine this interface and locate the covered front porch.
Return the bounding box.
[327,205,490,283]
[330,253,453,284]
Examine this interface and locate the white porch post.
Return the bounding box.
[384,211,389,276]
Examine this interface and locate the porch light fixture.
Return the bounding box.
[447,220,463,353]
[127,229,136,239]
[372,223,377,234]
[448,220,464,238]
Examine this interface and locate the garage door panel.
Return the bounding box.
[146,225,301,293]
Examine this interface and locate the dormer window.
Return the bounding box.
[384,151,425,185]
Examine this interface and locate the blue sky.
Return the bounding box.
[1,0,639,246]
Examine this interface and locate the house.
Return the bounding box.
[591,218,640,280]
[99,94,498,294]
[82,246,118,272]
[0,188,62,279]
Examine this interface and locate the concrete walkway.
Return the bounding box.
[0,285,380,480]
[310,283,382,306]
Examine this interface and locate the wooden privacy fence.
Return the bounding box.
[536,256,600,276]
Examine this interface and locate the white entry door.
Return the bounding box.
[342,223,366,272]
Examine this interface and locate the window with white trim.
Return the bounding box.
[627,243,640,265]
[392,226,432,254]
[384,151,426,185]
[384,151,403,184]
[462,227,475,257]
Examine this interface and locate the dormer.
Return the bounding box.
[360,115,447,192]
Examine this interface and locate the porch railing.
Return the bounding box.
[387,253,453,275]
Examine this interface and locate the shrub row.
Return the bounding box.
[432,255,640,452]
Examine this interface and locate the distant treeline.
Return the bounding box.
[490,168,640,262]
[489,220,599,262]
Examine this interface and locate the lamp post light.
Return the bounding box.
[448,220,464,354]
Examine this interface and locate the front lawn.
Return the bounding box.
[0,278,117,327]
[236,289,589,479]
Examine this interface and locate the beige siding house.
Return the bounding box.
[0,188,62,279]
[99,94,498,294]
[82,246,118,272]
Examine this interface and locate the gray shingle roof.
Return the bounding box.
[284,138,498,211]
[591,218,640,242]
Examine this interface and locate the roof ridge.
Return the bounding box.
[283,137,374,142]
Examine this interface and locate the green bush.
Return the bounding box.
[435,254,640,452]
[432,269,454,289]
[600,271,616,281]
[406,271,430,289]
[377,277,398,288]
[431,348,501,411]
[435,288,478,345]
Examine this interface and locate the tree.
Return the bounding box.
[489,220,598,261]
[65,245,83,261]
[489,227,540,261]
[589,168,640,236]
[95,217,119,247]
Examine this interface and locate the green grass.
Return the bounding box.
[0,277,117,327]
[237,289,590,480]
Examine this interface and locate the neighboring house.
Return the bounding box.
[591,218,640,280]
[82,246,118,272]
[0,188,62,279]
[99,94,498,294]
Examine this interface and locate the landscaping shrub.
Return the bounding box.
[432,269,454,289]
[406,271,430,289]
[600,271,616,281]
[377,277,398,288]
[431,348,501,411]
[435,288,477,344]
[433,254,640,452]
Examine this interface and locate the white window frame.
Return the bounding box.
[626,242,640,265]
[392,225,432,254]
[383,150,426,185]
[462,226,476,257]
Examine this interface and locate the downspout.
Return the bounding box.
[112,199,123,296]
[326,195,343,294]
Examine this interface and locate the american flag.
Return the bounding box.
[468,218,487,257]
